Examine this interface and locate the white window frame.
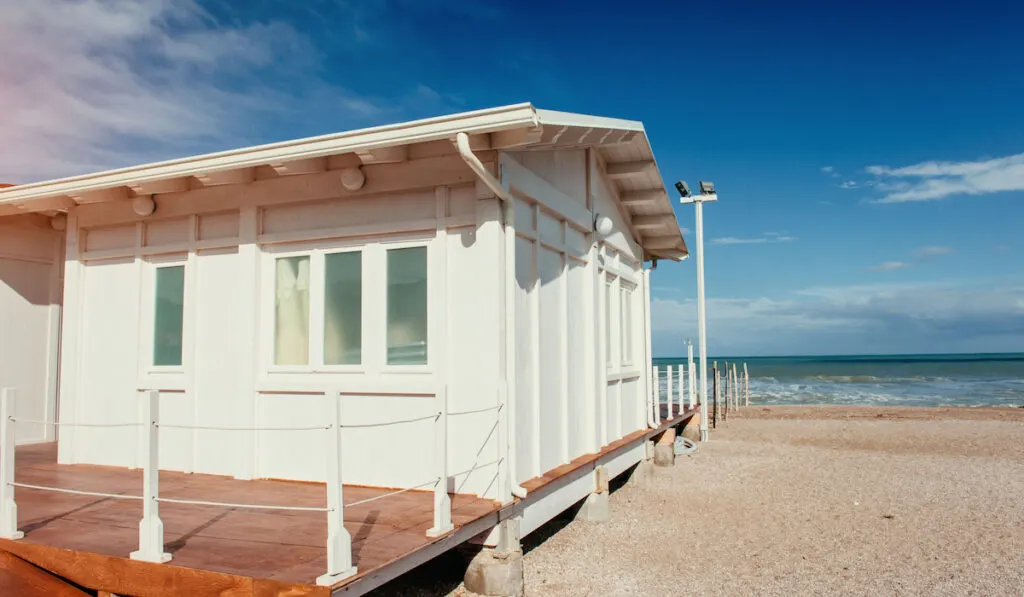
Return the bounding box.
[620,281,636,367]
[139,254,190,377]
[260,232,434,376]
[380,236,433,373]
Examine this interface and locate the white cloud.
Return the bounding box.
[868,261,913,271]
[867,153,1024,203]
[914,246,955,259]
[820,166,834,173]
[651,279,1024,356]
[712,234,797,246]
[0,1,452,183]
[839,180,857,189]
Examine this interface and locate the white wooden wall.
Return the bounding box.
[57,165,504,498]
[505,149,649,486]
[0,219,62,445]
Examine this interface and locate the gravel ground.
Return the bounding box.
[371,406,1024,596]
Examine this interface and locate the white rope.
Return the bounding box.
[345,478,440,507]
[10,482,143,500]
[156,496,330,512]
[451,458,502,478]
[10,417,141,428]
[340,412,439,429]
[156,424,330,432]
[447,404,503,416]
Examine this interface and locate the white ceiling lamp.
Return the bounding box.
[340,167,365,191]
[50,213,67,231]
[132,195,156,217]
[594,213,614,238]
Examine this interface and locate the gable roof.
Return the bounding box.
[0,103,687,260]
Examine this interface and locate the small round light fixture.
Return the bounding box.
[132,195,156,217]
[594,213,614,238]
[50,213,67,231]
[340,167,365,191]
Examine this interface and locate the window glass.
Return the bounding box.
[324,252,362,365]
[274,256,311,365]
[153,266,185,366]
[387,247,428,365]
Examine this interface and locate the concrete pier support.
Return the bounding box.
[681,420,701,444]
[626,440,655,488]
[575,466,610,522]
[654,428,676,467]
[464,518,524,597]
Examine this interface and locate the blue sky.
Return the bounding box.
[1,0,1022,356]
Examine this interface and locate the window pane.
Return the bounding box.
[274,256,310,365]
[324,252,362,365]
[387,247,427,365]
[153,266,185,366]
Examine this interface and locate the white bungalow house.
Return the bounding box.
[0,104,688,565]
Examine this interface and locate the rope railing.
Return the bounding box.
[0,385,476,587]
[448,404,503,417]
[9,482,143,501]
[155,495,330,512]
[10,417,141,428]
[339,412,440,429]
[156,423,331,432]
[345,477,441,508]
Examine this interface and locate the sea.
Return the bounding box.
[652,353,1024,408]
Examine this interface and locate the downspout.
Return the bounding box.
[642,266,658,429]
[455,132,528,499]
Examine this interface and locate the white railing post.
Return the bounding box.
[0,389,23,540]
[427,386,453,537]
[676,365,684,414]
[651,365,660,425]
[666,365,674,419]
[744,363,750,407]
[130,390,170,563]
[687,344,697,409]
[317,391,356,586]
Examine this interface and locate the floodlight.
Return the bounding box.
[699,181,715,195]
[675,180,691,198]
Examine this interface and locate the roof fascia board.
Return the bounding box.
[0,103,539,205]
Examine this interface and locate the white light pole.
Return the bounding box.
[679,182,717,442]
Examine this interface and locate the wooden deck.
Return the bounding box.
[1,443,499,595]
[0,407,700,596]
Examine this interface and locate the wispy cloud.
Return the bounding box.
[839,180,857,189]
[866,153,1024,203]
[0,0,456,183]
[651,278,1024,355]
[868,261,912,271]
[712,233,797,246]
[868,245,955,272]
[820,166,834,173]
[914,246,955,259]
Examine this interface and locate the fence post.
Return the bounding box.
[744,363,750,406]
[687,344,697,409]
[0,389,23,540]
[427,386,453,537]
[676,365,684,414]
[651,365,660,424]
[130,390,170,563]
[317,390,356,586]
[666,365,674,419]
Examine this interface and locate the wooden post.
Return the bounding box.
[0,389,22,540]
[711,363,718,428]
[427,386,453,537]
[733,365,739,410]
[666,365,674,419]
[744,363,750,406]
[130,390,170,563]
[317,391,356,585]
[676,364,684,414]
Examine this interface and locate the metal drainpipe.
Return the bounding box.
[455,132,528,499]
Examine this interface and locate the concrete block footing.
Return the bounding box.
[654,427,676,467]
[464,548,524,597]
[681,421,701,443]
[575,491,609,522]
[626,458,654,488]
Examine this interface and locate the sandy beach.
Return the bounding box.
[371,405,1024,596]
